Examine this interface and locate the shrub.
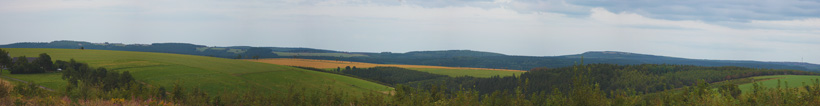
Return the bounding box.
[0,80,12,98]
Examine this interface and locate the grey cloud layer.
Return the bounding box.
[320,0,820,22]
[568,0,820,22]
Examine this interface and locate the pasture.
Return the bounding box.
[737,75,820,93]
[1,48,392,95]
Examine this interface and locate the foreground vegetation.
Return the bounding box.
[5,62,820,105]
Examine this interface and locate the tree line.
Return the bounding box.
[289,62,816,99]
[410,63,816,96]
[0,49,55,74]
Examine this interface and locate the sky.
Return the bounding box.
[0,0,819,64]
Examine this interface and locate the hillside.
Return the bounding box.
[246,58,524,78]
[560,51,818,71]
[737,75,820,93]
[0,48,392,95]
[0,40,341,59]
[4,40,819,72]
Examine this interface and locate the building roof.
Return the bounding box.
[12,57,38,63]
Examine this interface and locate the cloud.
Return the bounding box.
[748,18,820,30]
[567,0,820,22]
[0,0,127,12]
[589,8,728,31]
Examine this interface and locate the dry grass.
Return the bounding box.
[246,58,525,72]
[0,79,11,98]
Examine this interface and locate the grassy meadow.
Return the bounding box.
[1,48,392,95]
[737,75,820,93]
[246,58,525,78]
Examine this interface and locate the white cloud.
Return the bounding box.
[494,0,513,4]
[589,8,729,31]
[749,18,820,29]
[0,0,127,12]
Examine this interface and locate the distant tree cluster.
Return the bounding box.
[339,66,447,86]
[0,49,11,74]
[414,64,818,96]
[243,47,276,59]
[61,59,135,91]
[7,53,54,74]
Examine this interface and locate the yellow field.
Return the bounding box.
[247,58,521,71]
[246,58,525,77]
[273,52,368,57]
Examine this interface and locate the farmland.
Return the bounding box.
[0,48,391,95]
[737,75,820,93]
[273,52,368,57]
[246,58,525,78]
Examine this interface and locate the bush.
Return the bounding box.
[0,80,11,98]
[14,82,45,97]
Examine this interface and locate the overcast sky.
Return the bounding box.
[1,0,819,63]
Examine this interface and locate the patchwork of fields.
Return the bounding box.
[0,48,392,95]
[272,52,368,57]
[246,58,525,78]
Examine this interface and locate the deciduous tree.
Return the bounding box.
[0,49,10,74]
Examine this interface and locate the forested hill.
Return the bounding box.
[560,51,820,71]
[2,40,819,72]
[311,51,820,72]
[0,40,340,58]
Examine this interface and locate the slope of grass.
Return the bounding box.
[1,48,391,95]
[737,75,820,93]
[273,52,368,57]
[247,58,525,78]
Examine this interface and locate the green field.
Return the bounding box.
[737,75,820,93]
[273,52,368,57]
[0,48,391,95]
[408,68,523,78]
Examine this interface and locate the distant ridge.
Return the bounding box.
[2,40,818,71]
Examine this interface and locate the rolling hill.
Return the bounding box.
[3,40,819,72]
[246,58,524,78]
[0,48,392,95]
